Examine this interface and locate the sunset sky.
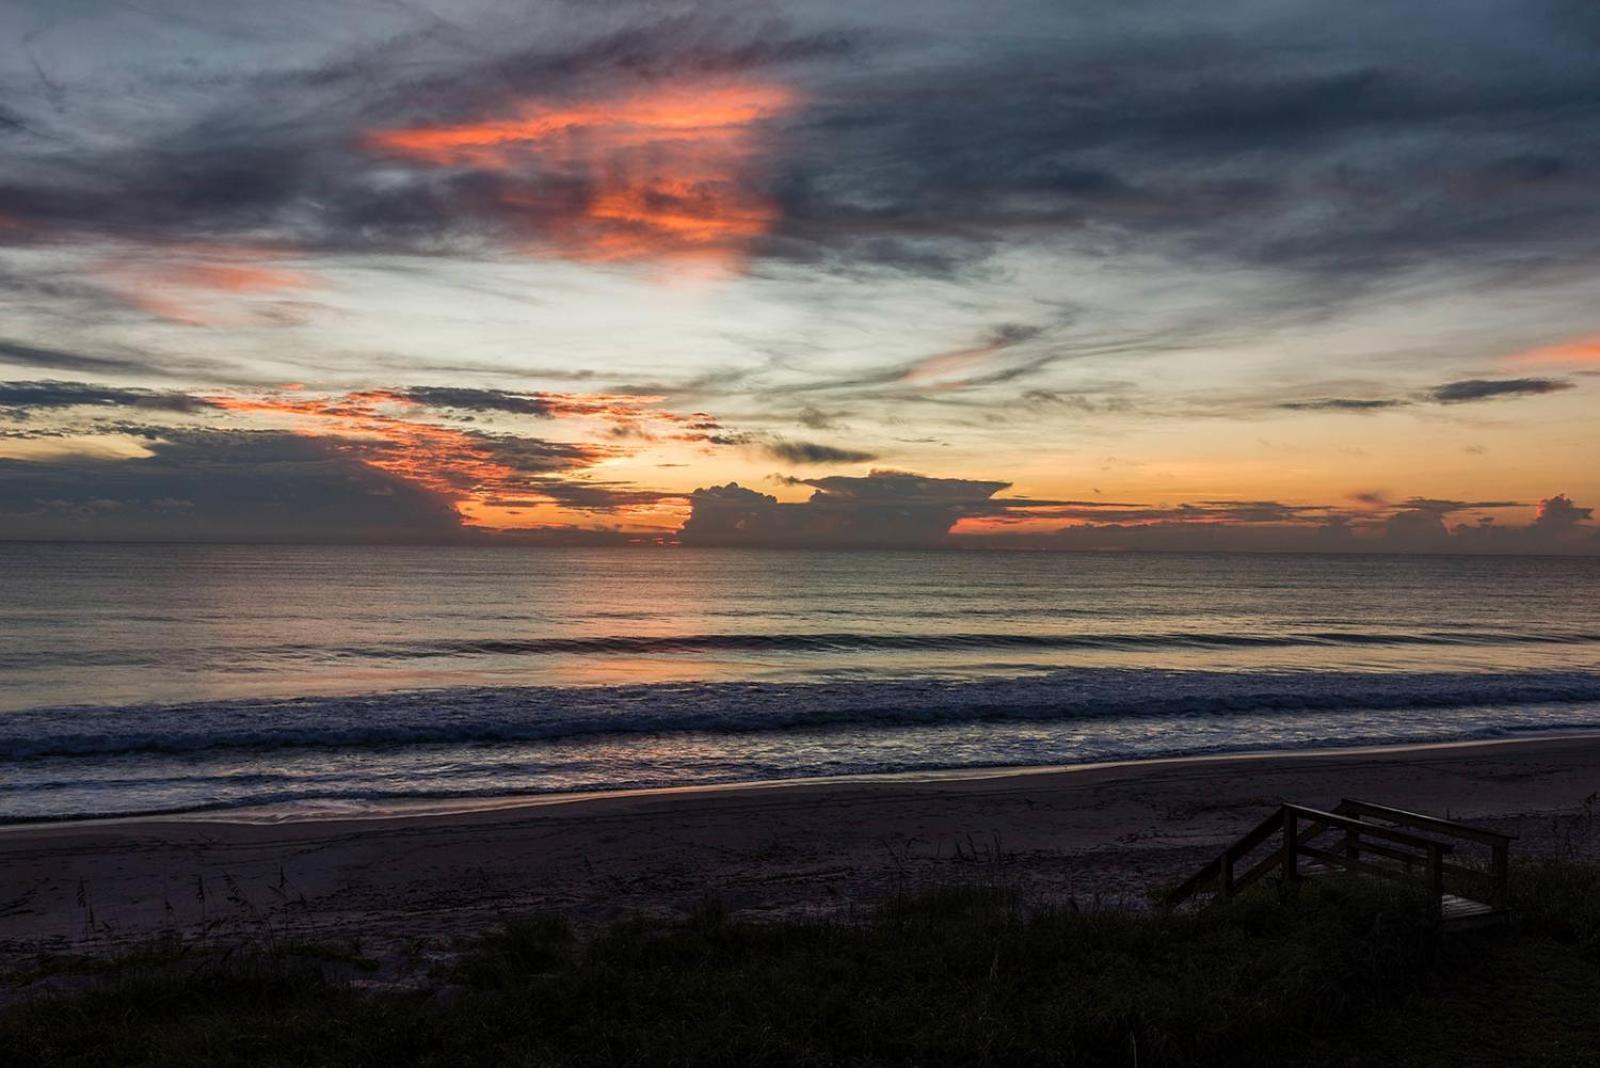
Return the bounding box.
[1,0,1596,550]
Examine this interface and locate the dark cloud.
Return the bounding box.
[1533,493,1593,529]
[680,470,1009,548]
[1277,398,1408,412]
[0,17,872,263]
[765,17,1600,285]
[1381,508,1453,551]
[5,0,1595,299]
[1394,497,1523,514]
[951,492,1597,554]
[498,480,679,513]
[398,387,561,417]
[1429,378,1574,403]
[1277,376,1578,414]
[0,380,214,415]
[761,439,877,464]
[1033,500,1339,524]
[0,430,463,542]
[1443,494,1598,553]
[371,429,601,483]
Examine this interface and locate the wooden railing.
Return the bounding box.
[1166,799,1513,921]
[1333,798,1512,911]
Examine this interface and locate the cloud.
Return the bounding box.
[680,470,1009,548]
[0,340,160,376]
[1446,493,1599,553]
[361,77,799,271]
[0,17,849,281]
[795,406,838,430]
[487,480,679,514]
[1277,397,1408,412]
[1277,376,1577,413]
[1035,500,1340,524]
[160,386,706,528]
[991,493,1596,554]
[1381,507,1453,551]
[0,380,214,415]
[0,430,463,542]
[397,387,565,417]
[1533,493,1593,529]
[771,322,1058,400]
[6,0,1596,297]
[0,4,1595,548]
[91,246,317,327]
[0,375,733,537]
[1393,497,1523,514]
[393,386,692,427]
[1429,377,1575,403]
[898,324,1047,388]
[761,439,877,464]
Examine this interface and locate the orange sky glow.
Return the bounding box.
[1505,335,1600,368]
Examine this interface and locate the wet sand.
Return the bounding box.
[4,735,1599,976]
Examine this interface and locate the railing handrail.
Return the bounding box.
[1225,805,1290,861]
[1334,798,1516,845]
[1282,805,1454,854]
[1165,799,1511,916]
[1166,807,1284,906]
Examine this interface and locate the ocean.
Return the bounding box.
[2,543,1598,822]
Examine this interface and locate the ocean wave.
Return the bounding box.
[4,668,1600,761]
[2,626,1598,670]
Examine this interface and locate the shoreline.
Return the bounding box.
[6,731,1599,975]
[6,729,1600,833]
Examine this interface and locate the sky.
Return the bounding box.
[0,0,1596,551]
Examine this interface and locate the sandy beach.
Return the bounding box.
[5,735,1600,979]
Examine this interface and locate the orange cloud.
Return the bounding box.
[164,262,312,293]
[205,388,702,530]
[364,80,798,271]
[902,340,1011,386]
[95,244,316,326]
[210,392,572,512]
[1504,335,1600,368]
[899,326,1042,389]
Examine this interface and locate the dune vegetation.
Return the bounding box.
[6,860,1600,1067]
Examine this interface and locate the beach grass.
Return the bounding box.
[6,862,1600,1067]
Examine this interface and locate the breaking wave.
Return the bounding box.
[6,667,1600,761]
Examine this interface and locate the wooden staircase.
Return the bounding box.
[1166,799,1513,927]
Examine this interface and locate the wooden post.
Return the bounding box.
[1221,849,1235,899]
[1344,825,1359,866]
[1282,806,1298,891]
[1427,843,1444,923]
[1490,842,1509,910]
